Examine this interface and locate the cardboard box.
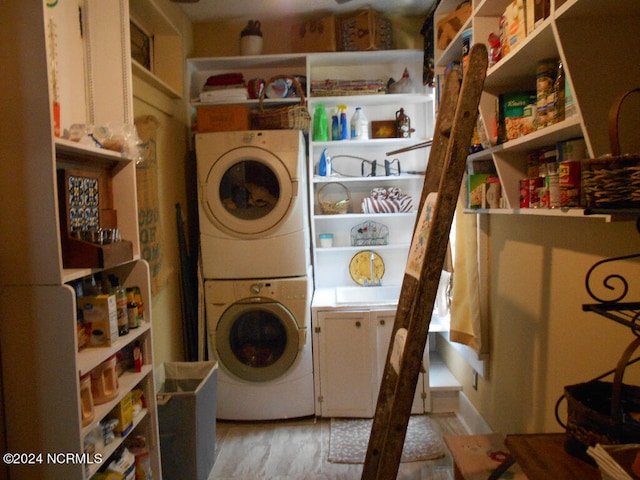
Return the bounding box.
[337,9,393,51]
[196,105,249,133]
[81,294,118,347]
[109,391,133,436]
[291,15,337,53]
[468,174,501,209]
[504,0,527,52]
[497,91,537,143]
[436,2,472,50]
[468,174,490,209]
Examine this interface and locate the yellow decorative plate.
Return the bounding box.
[349,250,385,286]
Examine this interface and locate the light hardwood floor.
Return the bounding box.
[208,413,467,479]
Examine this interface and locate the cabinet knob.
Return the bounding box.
[355,321,361,328]
[380,319,385,325]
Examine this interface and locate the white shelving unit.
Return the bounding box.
[435,0,640,219]
[306,49,433,289]
[0,3,161,479]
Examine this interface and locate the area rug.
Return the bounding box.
[328,415,445,464]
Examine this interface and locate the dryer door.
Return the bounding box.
[201,146,296,237]
[215,300,302,382]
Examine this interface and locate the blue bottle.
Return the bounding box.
[331,110,340,141]
[338,104,349,140]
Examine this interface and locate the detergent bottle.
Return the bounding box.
[331,108,340,141]
[337,104,349,140]
[350,107,369,140]
[313,103,329,141]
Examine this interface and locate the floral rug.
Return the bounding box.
[328,415,445,464]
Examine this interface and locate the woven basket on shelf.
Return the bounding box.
[250,75,311,132]
[582,87,640,208]
[556,336,640,463]
[317,182,351,215]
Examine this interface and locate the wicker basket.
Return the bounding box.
[556,336,640,463]
[317,182,350,215]
[582,87,640,208]
[251,75,311,132]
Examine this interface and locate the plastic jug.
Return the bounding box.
[80,373,95,426]
[90,355,119,405]
[313,103,329,141]
[350,107,369,140]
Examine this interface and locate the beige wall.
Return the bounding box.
[192,15,425,57]
[439,216,639,433]
[133,0,194,368]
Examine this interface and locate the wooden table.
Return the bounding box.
[504,434,600,480]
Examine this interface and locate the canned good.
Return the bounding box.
[547,173,560,208]
[520,179,530,208]
[529,177,544,208]
[559,138,587,162]
[536,60,556,128]
[559,160,581,207]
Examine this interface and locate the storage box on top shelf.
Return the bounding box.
[291,15,337,52]
[337,8,393,51]
[196,105,250,133]
[436,1,472,50]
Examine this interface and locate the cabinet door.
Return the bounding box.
[372,310,427,414]
[316,311,375,417]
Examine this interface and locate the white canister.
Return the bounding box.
[80,373,95,427]
[319,233,334,248]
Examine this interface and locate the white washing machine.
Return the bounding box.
[196,130,309,279]
[204,274,314,420]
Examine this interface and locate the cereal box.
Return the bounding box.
[81,294,119,347]
[504,0,527,52]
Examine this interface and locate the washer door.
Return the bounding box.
[215,300,301,382]
[201,146,295,237]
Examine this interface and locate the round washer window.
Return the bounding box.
[215,302,300,382]
[219,160,280,220]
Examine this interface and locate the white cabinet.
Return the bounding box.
[306,50,435,288]
[434,0,640,218]
[312,309,430,418]
[313,310,376,418]
[0,3,161,479]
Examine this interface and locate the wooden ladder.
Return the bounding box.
[362,43,488,480]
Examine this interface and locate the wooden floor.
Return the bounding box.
[208,412,467,479]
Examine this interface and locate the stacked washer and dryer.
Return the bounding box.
[195,130,314,420]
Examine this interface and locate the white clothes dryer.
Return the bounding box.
[204,274,314,420]
[196,130,309,280]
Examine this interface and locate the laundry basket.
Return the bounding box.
[157,361,218,480]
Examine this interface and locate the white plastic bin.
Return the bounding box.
[157,361,218,480]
